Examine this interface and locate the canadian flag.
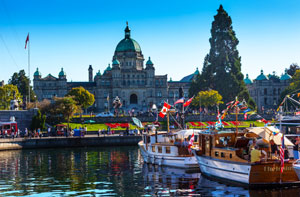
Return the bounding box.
[188,132,195,152]
[159,102,171,118]
[244,113,248,120]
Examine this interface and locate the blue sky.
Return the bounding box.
[1,0,300,83]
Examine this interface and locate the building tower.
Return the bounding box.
[88,65,93,82]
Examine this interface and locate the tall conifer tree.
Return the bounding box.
[190,5,255,108]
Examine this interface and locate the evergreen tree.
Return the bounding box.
[8,70,36,102]
[190,5,255,108]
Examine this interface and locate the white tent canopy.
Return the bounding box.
[245,126,294,146]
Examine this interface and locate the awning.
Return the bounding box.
[245,126,294,146]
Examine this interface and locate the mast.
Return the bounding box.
[167,111,170,133]
[28,34,31,105]
[235,105,238,136]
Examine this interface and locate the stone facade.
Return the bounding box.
[33,24,198,112]
[244,70,291,112]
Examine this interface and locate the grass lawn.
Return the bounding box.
[62,123,139,131]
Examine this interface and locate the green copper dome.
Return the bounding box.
[146,57,153,65]
[112,59,120,65]
[106,64,112,71]
[96,70,101,76]
[194,67,200,75]
[256,70,268,81]
[59,68,66,76]
[34,68,41,76]
[244,74,252,85]
[115,24,141,52]
[281,69,292,80]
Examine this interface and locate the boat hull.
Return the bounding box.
[138,141,198,169]
[294,164,300,180]
[195,154,251,184]
[194,152,300,186]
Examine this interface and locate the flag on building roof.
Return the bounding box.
[183,96,194,107]
[159,102,171,118]
[174,97,184,105]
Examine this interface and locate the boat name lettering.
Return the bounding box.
[263,166,292,172]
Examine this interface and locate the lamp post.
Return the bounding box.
[34,95,37,108]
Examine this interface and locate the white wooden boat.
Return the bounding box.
[138,129,200,168]
[294,160,300,180]
[192,127,300,186]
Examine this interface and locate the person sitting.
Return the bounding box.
[270,139,279,159]
[251,145,264,163]
[248,139,257,155]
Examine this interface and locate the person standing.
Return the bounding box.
[48,127,51,137]
[293,137,300,159]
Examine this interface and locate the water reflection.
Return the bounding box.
[142,163,200,196]
[0,147,298,196]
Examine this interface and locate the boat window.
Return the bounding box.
[158,146,162,153]
[215,151,219,157]
[165,147,170,154]
[230,154,232,159]
[221,152,225,158]
[152,146,155,152]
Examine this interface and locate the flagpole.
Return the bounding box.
[28,33,30,105]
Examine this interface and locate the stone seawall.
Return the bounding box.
[0,136,141,151]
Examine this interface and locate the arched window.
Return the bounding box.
[130,94,138,104]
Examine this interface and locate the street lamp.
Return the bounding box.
[34,95,37,108]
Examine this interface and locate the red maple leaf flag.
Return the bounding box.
[188,132,195,152]
[25,33,29,49]
[159,102,171,118]
[183,96,194,107]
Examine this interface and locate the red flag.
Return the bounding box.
[25,33,29,49]
[280,135,285,173]
[244,113,248,120]
[159,102,171,118]
[183,97,193,107]
[188,132,195,152]
[174,97,184,105]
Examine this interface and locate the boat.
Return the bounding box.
[294,160,300,180]
[138,128,201,168]
[191,126,300,186]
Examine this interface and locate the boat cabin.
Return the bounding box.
[142,130,200,157]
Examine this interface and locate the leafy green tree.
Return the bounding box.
[52,97,79,127]
[191,90,223,109]
[189,5,255,108]
[0,84,22,109]
[66,86,95,112]
[280,70,300,101]
[30,109,46,131]
[8,69,36,102]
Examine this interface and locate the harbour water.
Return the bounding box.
[0,146,299,196]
